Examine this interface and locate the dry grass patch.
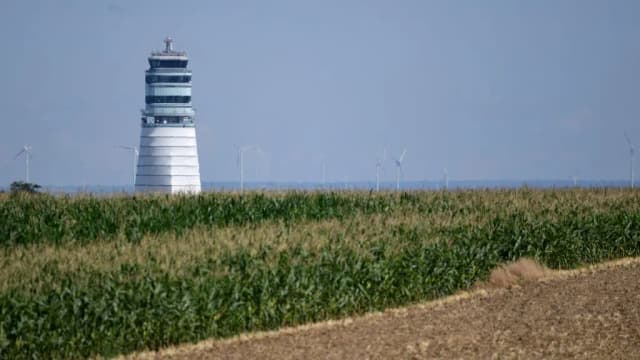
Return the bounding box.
[483,258,549,288]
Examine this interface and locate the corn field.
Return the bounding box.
[0,189,639,358]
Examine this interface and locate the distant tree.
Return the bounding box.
[10,181,41,194]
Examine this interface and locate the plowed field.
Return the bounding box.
[132,258,640,359]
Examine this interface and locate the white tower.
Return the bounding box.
[135,37,201,193]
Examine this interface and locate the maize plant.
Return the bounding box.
[0,189,638,358]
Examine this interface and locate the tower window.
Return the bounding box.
[148,59,188,68]
[153,116,189,124]
[145,75,191,84]
[145,96,191,104]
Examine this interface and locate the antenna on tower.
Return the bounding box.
[164,36,173,52]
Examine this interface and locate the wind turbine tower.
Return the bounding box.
[238,146,260,193]
[393,149,407,191]
[119,146,139,188]
[135,37,201,193]
[321,156,326,189]
[375,149,386,192]
[443,168,449,190]
[625,133,636,188]
[15,145,32,182]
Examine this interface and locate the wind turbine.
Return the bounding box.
[320,156,327,189]
[15,145,32,182]
[375,148,386,192]
[393,148,407,191]
[443,168,449,190]
[237,145,260,193]
[119,146,139,188]
[625,133,636,188]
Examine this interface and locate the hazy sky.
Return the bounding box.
[1,0,640,186]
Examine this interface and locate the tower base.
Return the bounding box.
[135,126,201,194]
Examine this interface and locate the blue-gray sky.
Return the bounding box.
[1,0,640,186]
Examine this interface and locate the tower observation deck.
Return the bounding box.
[135,37,202,193]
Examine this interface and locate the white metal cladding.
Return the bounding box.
[149,53,189,60]
[146,70,191,76]
[135,40,201,194]
[139,146,198,156]
[145,86,192,97]
[139,136,197,147]
[135,127,201,190]
[145,106,194,117]
[137,165,199,176]
[136,185,201,194]
[138,155,199,167]
[139,123,197,137]
[140,126,196,138]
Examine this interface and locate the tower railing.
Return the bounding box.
[145,68,191,74]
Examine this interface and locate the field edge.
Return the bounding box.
[124,256,640,359]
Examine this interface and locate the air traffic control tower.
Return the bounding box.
[135,37,201,193]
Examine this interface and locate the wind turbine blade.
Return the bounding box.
[625,132,636,149]
[15,149,25,158]
[399,148,407,162]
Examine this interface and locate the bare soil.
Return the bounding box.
[130,258,640,359]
